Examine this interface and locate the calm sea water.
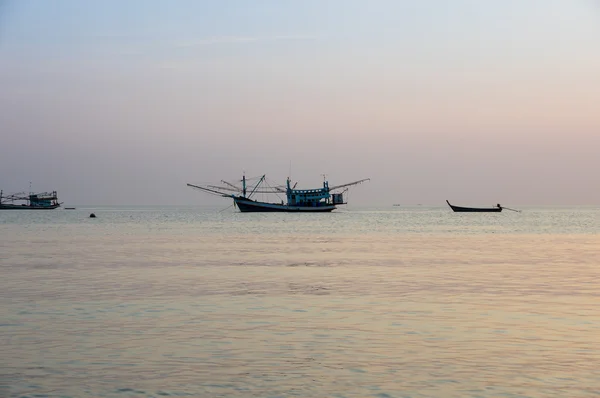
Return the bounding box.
[1,205,600,397]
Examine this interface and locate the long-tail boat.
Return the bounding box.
[446,200,502,213]
[187,174,369,212]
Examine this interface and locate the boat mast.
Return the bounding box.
[242,174,247,197]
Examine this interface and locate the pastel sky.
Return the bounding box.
[1,0,599,206]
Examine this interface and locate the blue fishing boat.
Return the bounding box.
[187,174,369,212]
[0,190,62,210]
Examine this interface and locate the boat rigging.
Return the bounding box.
[1,190,62,210]
[187,174,369,212]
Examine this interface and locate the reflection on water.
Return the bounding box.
[1,207,600,397]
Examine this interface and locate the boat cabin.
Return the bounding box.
[29,192,59,208]
[286,179,336,207]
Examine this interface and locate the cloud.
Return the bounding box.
[174,35,317,48]
[155,61,193,70]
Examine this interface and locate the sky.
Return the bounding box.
[0,0,599,206]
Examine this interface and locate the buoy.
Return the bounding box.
[89,213,96,218]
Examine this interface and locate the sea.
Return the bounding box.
[1,205,599,398]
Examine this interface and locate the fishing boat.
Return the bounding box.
[0,190,62,210]
[446,200,502,213]
[187,174,369,212]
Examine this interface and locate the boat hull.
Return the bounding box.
[0,204,61,210]
[446,200,502,213]
[234,197,336,213]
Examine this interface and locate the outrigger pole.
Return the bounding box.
[186,183,231,197]
[328,178,371,191]
[221,180,241,191]
[248,175,265,199]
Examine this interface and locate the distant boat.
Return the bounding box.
[446,200,502,213]
[187,174,369,213]
[1,190,62,210]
